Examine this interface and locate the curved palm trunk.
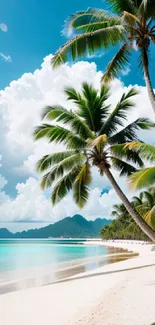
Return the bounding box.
[104,167,155,242]
[143,60,155,115]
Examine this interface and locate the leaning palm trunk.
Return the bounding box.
[143,60,155,115]
[104,167,155,242]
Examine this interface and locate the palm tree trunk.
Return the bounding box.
[143,57,155,115]
[104,167,155,242]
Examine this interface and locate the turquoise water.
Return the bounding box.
[0,239,107,272]
[0,239,129,295]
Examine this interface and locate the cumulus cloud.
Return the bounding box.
[0,176,130,223]
[0,178,52,222]
[0,56,102,189]
[0,23,8,32]
[0,55,154,225]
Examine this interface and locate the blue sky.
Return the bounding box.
[1,0,155,90]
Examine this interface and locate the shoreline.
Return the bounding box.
[84,239,153,254]
[0,248,134,295]
[0,240,155,325]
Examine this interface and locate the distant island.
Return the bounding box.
[0,215,111,239]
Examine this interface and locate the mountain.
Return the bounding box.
[0,215,111,238]
[0,228,14,238]
[93,218,110,234]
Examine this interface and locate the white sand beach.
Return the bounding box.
[0,240,155,325]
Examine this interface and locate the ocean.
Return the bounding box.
[0,239,130,295]
[0,239,108,272]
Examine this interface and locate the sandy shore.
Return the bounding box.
[0,240,155,325]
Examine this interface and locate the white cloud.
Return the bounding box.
[87,52,104,59]
[0,178,52,222]
[0,56,102,177]
[0,171,137,224]
[0,52,12,63]
[121,66,131,76]
[0,55,154,225]
[0,23,8,32]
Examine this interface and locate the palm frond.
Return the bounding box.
[88,134,108,151]
[42,105,65,120]
[109,118,154,144]
[52,25,125,68]
[144,206,155,228]
[64,8,121,34]
[100,87,138,136]
[66,83,110,132]
[124,142,155,162]
[73,22,114,33]
[142,191,154,207]
[41,105,94,139]
[40,153,84,189]
[138,0,155,17]
[111,210,119,217]
[110,143,144,167]
[37,151,77,173]
[106,0,136,15]
[122,11,141,26]
[82,83,110,132]
[51,168,80,205]
[33,124,86,149]
[100,83,110,102]
[132,196,143,205]
[65,84,96,131]
[110,157,137,175]
[73,162,92,208]
[65,87,81,102]
[102,43,131,83]
[129,167,155,189]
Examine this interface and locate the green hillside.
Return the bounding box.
[0,215,111,238]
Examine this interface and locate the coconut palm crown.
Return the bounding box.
[52,0,155,112]
[33,83,155,242]
[34,83,153,208]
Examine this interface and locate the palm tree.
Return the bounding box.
[111,188,155,229]
[126,142,155,190]
[133,189,155,228]
[52,1,155,113]
[34,83,155,241]
[102,201,140,240]
[102,187,155,240]
[111,203,127,218]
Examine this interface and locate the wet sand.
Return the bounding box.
[0,246,136,295]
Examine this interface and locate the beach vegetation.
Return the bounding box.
[101,186,155,240]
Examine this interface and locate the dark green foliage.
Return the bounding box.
[101,187,155,240]
[0,216,112,239]
[101,217,149,240]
